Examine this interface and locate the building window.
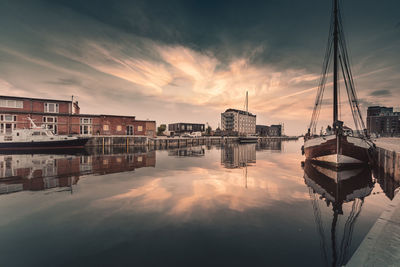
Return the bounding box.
[44,103,59,113]
[0,99,23,108]
[138,126,143,132]
[103,125,109,131]
[43,116,57,134]
[1,115,17,122]
[0,114,17,134]
[80,117,92,135]
[127,125,133,135]
[80,118,92,124]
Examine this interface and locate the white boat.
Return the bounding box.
[0,117,88,150]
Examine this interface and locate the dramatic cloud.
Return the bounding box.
[0,0,399,134]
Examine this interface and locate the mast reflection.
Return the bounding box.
[303,160,374,266]
[0,148,156,195]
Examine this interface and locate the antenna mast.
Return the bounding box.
[245,91,248,114]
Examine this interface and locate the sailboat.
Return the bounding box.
[303,0,375,168]
[239,91,258,143]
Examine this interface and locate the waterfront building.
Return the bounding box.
[168,123,205,134]
[256,124,282,136]
[0,95,156,137]
[221,108,256,135]
[367,106,400,136]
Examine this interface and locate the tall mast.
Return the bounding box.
[245,91,248,114]
[333,0,339,125]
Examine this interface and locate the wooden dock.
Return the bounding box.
[84,135,299,149]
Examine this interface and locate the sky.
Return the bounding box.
[0,0,399,135]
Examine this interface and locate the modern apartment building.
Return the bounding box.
[221,108,256,135]
[0,95,156,137]
[367,106,400,136]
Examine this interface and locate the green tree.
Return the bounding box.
[157,124,166,136]
[206,126,212,135]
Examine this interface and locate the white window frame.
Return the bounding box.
[44,103,59,113]
[80,125,92,135]
[80,118,92,125]
[0,114,17,134]
[80,118,93,135]
[127,125,134,135]
[0,99,23,108]
[43,116,57,134]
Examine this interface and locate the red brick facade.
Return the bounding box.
[0,95,156,137]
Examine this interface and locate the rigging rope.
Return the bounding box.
[308,0,367,137]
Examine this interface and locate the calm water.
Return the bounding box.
[0,141,397,267]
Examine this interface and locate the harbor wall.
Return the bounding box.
[374,145,400,183]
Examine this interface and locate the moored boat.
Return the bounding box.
[0,117,89,150]
[303,0,375,168]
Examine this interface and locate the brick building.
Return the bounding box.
[0,95,156,137]
[367,106,400,137]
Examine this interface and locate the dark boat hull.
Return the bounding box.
[303,160,373,201]
[304,135,371,167]
[0,138,89,150]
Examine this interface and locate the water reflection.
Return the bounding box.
[0,148,155,195]
[303,161,374,266]
[168,147,205,157]
[221,144,256,169]
[256,140,282,151]
[373,166,400,200]
[0,142,397,267]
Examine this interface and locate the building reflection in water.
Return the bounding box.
[0,147,156,195]
[221,144,256,169]
[256,140,282,152]
[372,166,400,200]
[303,161,376,267]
